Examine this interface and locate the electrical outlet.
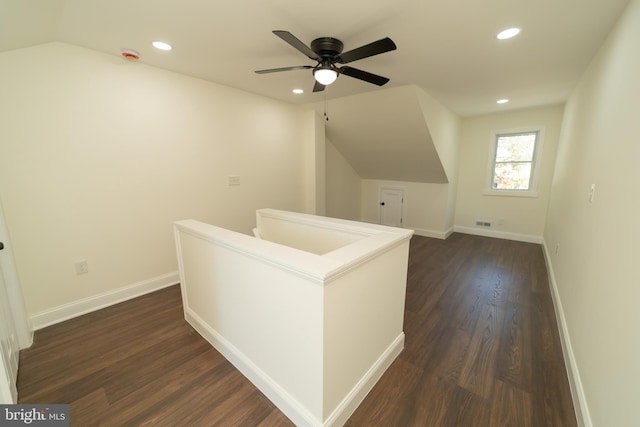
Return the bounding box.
[75,260,88,275]
[588,184,595,203]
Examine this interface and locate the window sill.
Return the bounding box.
[483,190,539,198]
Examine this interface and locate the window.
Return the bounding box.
[487,130,541,195]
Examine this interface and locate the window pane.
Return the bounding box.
[495,133,536,162]
[493,163,532,190]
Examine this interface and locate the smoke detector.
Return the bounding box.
[121,49,140,61]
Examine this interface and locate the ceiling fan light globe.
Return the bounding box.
[314,68,338,85]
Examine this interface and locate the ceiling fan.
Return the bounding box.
[255,30,397,92]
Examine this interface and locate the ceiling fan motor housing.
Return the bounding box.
[311,37,344,58]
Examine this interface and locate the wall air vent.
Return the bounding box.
[475,220,492,228]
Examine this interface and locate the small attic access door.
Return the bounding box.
[379,187,404,227]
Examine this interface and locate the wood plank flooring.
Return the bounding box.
[17,233,577,426]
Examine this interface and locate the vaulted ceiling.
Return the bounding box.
[0,0,630,116]
[1,1,631,184]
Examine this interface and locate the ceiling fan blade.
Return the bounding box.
[255,65,313,74]
[313,80,326,92]
[337,37,397,64]
[340,66,390,86]
[273,30,321,61]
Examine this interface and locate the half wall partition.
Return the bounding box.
[174,209,413,426]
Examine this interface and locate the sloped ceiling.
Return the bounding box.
[316,86,447,183]
[0,0,631,184]
[0,0,630,116]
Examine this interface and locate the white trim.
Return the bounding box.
[185,308,321,427]
[258,209,375,237]
[485,126,546,196]
[30,272,179,330]
[542,240,590,427]
[357,220,454,241]
[0,200,33,349]
[176,217,412,287]
[482,189,539,198]
[185,307,404,427]
[453,226,542,244]
[323,333,404,427]
[412,227,453,240]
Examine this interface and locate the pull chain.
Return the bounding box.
[323,87,329,121]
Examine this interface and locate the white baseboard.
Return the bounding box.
[357,219,453,241]
[185,308,321,426]
[412,227,453,240]
[362,222,537,243]
[31,272,179,330]
[454,226,542,244]
[185,308,404,427]
[542,240,590,427]
[324,333,404,427]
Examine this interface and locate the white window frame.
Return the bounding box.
[484,127,545,197]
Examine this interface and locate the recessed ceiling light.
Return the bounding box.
[152,41,172,51]
[497,99,509,104]
[497,28,521,40]
[292,89,304,94]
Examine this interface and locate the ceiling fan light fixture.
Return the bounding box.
[314,68,338,86]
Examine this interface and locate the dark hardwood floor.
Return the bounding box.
[17,233,577,426]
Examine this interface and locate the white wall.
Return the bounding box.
[175,210,412,425]
[325,139,361,221]
[356,87,461,238]
[0,42,309,321]
[303,111,326,216]
[416,87,461,231]
[361,180,450,238]
[455,105,564,241]
[544,2,640,426]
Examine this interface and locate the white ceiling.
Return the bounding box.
[0,0,630,117]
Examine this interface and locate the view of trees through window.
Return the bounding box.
[492,132,538,190]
